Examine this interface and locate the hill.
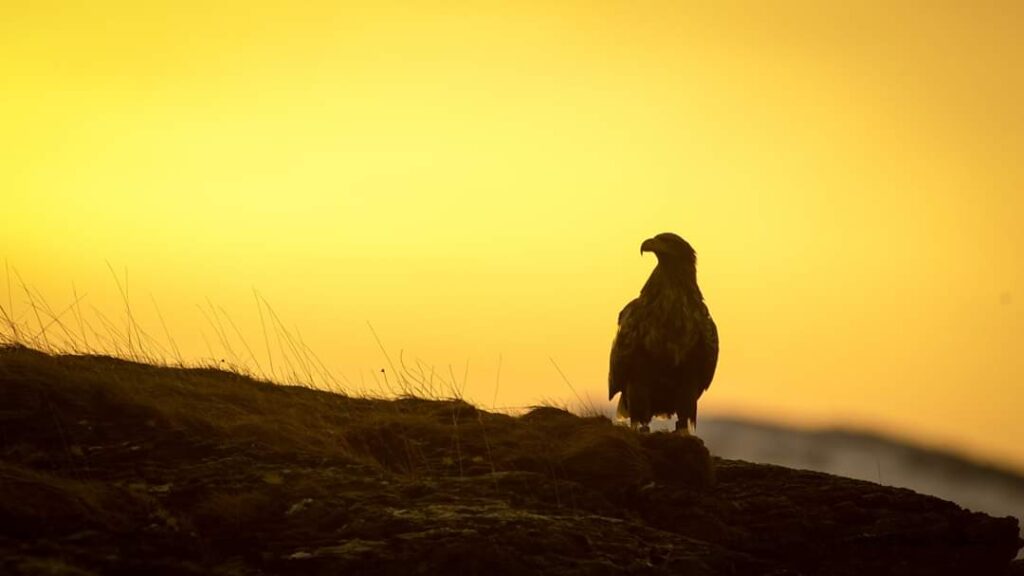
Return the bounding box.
[0,345,1020,575]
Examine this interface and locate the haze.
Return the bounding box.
[3,2,1022,470]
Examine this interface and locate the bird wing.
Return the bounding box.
[608,298,640,400]
[693,304,719,393]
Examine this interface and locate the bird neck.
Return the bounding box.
[642,262,702,301]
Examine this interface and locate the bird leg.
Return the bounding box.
[632,421,651,434]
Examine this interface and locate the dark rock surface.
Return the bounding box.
[1,346,1020,575]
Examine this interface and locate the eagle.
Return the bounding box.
[609,233,719,433]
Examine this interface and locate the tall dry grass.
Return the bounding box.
[0,260,605,430]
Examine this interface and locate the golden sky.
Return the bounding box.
[3,2,1023,468]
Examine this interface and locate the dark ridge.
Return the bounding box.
[1,346,1020,575]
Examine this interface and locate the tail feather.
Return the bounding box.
[678,392,698,432]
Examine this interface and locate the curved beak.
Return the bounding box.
[640,237,658,255]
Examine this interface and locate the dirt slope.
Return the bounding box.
[1,346,1020,575]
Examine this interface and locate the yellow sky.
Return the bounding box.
[3,1,1023,469]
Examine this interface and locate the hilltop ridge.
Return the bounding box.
[0,345,1020,575]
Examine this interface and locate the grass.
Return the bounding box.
[0,263,614,427]
[0,264,465,400]
[0,264,631,489]
[0,264,485,516]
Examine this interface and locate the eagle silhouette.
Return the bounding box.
[609,233,719,433]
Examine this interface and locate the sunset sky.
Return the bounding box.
[3,2,1023,470]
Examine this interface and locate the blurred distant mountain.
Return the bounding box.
[695,416,1024,546]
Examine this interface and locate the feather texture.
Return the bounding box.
[609,233,718,431]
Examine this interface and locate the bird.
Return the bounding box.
[609,233,719,434]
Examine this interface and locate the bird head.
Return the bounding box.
[640,232,697,266]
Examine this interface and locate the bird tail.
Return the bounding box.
[615,394,629,419]
[679,393,698,432]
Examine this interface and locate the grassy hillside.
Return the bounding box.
[1,345,1020,575]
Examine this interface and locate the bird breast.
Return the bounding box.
[638,290,700,366]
